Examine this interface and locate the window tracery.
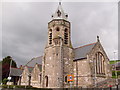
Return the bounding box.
[95,52,105,75]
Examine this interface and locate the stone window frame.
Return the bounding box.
[45,76,48,87]
[95,52,105,75]
[49,29,52,45]
[64,28,68,44]
[40,73,42,84]
[56,27,60,31]
[64,76,67,83]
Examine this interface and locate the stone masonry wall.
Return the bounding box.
[31,64,41,88]
[88,42,112,85]
[20,67,29,86]
[73,59,92,88]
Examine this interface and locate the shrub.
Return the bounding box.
[2,78,8,84]
[1,85,53,89]
[112,70,120,78]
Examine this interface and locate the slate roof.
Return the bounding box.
[26,56,42,67]
[10,67,23,76]
[74,42,97,60]
[27,67,34,73]
[52,2,68,20]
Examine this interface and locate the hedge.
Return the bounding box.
[1,85,52,89]
[112,70,120,78]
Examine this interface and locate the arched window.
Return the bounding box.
[40,74,42,84]
[49,29,52,45]
[95,52,105,75]
[45,76,48,87]
[65,76,67,82]
[56,27,60,31]
[64,28,68,44]
[28,74,31,86]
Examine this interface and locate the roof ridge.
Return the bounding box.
[35,56,42,59]
[26,56,42,65]
[74,42,97,50]
[23,65,34,68]
[11,67,22,70]
[27,66,34,68]
[38,64,42,65]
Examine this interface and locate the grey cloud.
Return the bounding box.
[2,2,118,66]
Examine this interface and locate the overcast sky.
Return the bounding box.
[2,1,118,67]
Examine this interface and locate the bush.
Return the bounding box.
[15,85,33,88]
[2,78,8,84]
[0,80,2,84]
[1,85,52,89]
[117,71,120,75]
[2,85,34,89]
[112,70,120,78]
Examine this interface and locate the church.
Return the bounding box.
[10,3,113,88]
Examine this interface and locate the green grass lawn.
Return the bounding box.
[110,60,120,78]
[109,60,120,64]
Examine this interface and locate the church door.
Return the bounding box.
[45,76,48,87]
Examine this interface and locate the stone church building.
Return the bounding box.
[16,3,112,88]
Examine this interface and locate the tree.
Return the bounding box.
[2,56,17,80]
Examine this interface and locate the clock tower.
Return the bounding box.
[42,3,73,88]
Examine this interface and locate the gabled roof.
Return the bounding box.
[31,64,42,74]
[27,67,34,73]
[74,42,97,60]
[10,67,23,76]
[26,56,42,67]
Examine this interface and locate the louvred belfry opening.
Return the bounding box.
[49,29,52,45]
[64,28,68,44]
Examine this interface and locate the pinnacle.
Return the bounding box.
[51,2,68,20]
